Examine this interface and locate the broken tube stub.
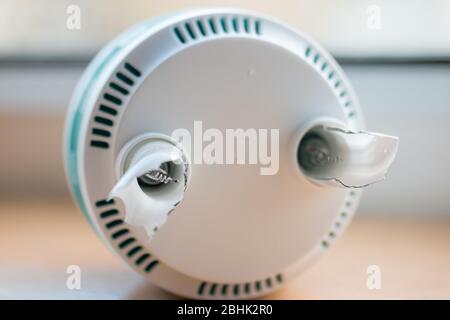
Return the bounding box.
[298,123,399,188]
[109,133,191,240]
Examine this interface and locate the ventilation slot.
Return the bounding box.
[255,281,261,291]
[127,246,142,257]
[221,284,228,295]
[99,209,119,219]
[313,53,320,64]
[124,62,142,77]
[105,219,123,229]
[135,253,150,266]
[304,45,357,121]
[99,105,117,116]
[119,237,135,249]
[92,128,111,138]
[90,62,141,150]
[103,93,122,106]
[276,274,283,283]
[90,140,109,149]
[321,191,358,249]
[145,260,159,273]
[116,72,134,86]
[94,200,160,273]
[196,273,283,297]
[220,17,228,33]
[174,26,186,43]
[197,282,207,295]
[185,22,197,40]
[209,284,217,295]
[243,18,250,33]
[196,20,207,36]
[95,198,114,207]
[109,82,129,95]
[305,47,311,57]
[255,19,261,35]
[112,229,129,239]
[208,18,217,34]
[233,284,240,296]
[173,16,262,44]
[232,17,239,32]
[94,116,113,127]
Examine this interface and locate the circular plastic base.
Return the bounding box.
[64,8,363,298]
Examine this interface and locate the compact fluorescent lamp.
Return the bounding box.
[64,8,398,299]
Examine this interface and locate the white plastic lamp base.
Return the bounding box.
[64,8,396,299]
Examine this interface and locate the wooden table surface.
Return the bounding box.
[1,200,449,299]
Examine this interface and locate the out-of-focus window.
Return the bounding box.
[1,0,450,61]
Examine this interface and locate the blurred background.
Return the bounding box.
[1,0,450,216]
[1,0,450,299]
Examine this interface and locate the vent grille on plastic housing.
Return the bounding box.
[196,273,283,298]
[173,15,262,44]
[304,46,356,121]
[94,198,160,273]
[90,62,142,149]
[320,190,358,249]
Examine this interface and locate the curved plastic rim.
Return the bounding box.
[63,8,364,299]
